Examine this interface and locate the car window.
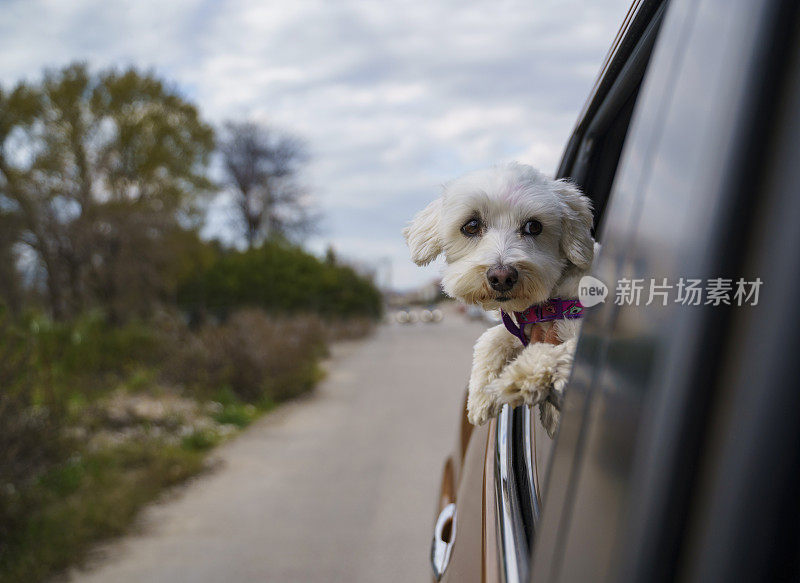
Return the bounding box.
[558,1,666,232]
[522,0,668,568]
[531,0,666,502]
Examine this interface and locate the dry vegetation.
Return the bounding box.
[0,307,376,583]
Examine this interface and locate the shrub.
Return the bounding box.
[162,309,327,404]
[0,310,72,563]
[177,241,383,320]
[21,310,161,397]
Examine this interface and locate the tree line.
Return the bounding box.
[0,63,360,323]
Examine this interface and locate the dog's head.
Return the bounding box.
[403,162,594,312]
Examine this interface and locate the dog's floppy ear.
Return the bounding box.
[403,198,443,266]
[556,180,594,269]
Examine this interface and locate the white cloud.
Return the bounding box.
[0,0,631,287]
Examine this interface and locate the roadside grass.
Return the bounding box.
[0,308,370,583]
[209,389,263,428]
[0,392,283,583]
[0,439,206,583]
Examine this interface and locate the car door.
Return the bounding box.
[531,0,800,581]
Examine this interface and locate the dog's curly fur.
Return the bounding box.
[404,162,595,436]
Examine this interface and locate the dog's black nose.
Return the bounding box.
[486,265,518,292]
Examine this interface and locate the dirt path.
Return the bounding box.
[69,308,488,583]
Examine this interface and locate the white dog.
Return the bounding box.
[403,162,595,436]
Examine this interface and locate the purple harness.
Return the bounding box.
[500,297,584,346]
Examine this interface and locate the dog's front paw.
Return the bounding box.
[474,341,569,420]
[469,324,521,394]
[549,338,576,402]
[467,387,503,426]
[537,340,576,437]
[539,400,561,438]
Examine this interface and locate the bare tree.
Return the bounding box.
[219,121,312,248]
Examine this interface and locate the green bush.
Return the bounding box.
[177,241,383,320]
[0,310,73,569]
[18,310,160,397]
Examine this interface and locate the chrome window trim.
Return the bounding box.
[494,404,538,583]
[522,406,542,525]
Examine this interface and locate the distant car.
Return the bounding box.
[420,306,444,323]
[430,0,800,581]
[396,308,418,324]
[396,306,443,324]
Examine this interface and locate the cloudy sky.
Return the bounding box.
[0,0,631,289]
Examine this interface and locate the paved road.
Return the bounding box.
[70,308,488,583]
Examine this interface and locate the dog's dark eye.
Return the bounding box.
[461,218,482,237]
[522,219,542,236]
